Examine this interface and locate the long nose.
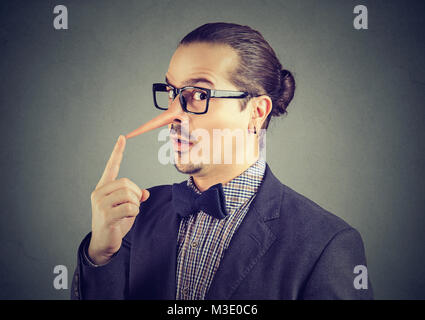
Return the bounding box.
[125,96,188,139]
[124,108,178,139]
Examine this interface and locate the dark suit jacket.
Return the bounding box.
[71,163,373,299]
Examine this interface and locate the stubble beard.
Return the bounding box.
[173,152,203,175]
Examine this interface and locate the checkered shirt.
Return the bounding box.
[175,158,266,300]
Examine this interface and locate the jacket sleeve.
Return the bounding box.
[71,232,130,300]
[300,227,374,300]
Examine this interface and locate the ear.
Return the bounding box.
[249,95,272,130]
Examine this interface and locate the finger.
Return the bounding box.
[103,188,141,208]
[95,177,143,200]
[141,189,150,202]
[110,203,140,220]
[97,135,126,188]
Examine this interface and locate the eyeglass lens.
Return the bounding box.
[155,85,208,113]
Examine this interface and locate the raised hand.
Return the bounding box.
[88,135,150,265]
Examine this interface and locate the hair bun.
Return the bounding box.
[271,69,295,117]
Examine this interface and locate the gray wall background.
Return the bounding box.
[0,0,424,299]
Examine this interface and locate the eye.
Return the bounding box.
[193,90,207,101]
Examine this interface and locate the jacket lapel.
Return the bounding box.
[206,164,283,299]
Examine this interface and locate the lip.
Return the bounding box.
[170,134,191,143]
[171,136,194,152]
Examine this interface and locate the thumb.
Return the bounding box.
[140,189,150,202]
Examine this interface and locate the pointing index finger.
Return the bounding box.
[97,135,126,188]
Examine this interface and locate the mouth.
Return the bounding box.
[170,135,194,152]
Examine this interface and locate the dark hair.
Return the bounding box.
[179,22,295,130]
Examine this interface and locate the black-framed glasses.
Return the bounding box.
[152,83,251,115]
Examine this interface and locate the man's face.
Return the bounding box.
[166,42,254,176]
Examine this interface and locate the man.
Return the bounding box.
[71,22,373,299]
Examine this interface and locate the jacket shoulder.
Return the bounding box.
[279,182,353,237]
[260,164,353,237]
[277,185,373,299]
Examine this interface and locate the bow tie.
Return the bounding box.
[171,180,228,220]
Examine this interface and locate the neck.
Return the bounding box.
[192,156,259,192]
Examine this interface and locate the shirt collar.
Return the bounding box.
[187,158,266,216]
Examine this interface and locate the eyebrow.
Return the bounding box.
[165,75,215,88]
